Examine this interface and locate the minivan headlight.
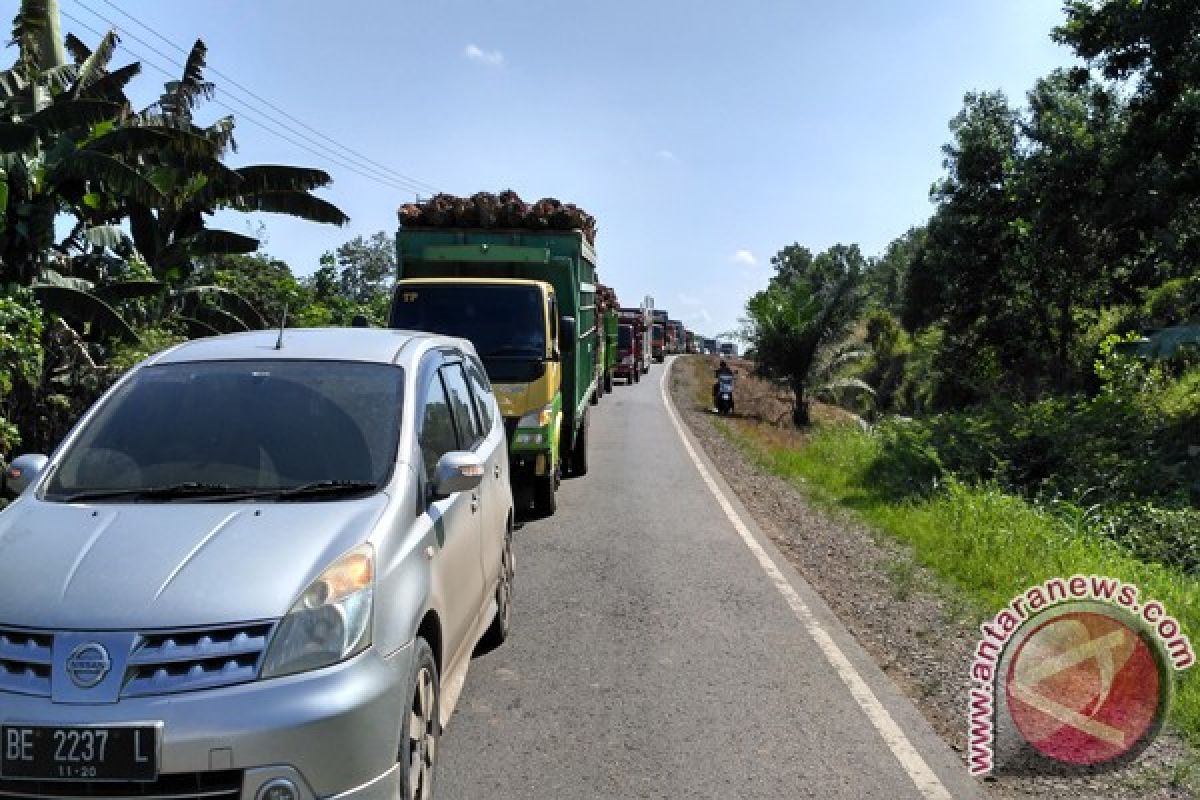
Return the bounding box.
[261,544,373,678]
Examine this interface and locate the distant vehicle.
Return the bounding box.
[667,320,686,354]
[719,341,737,357]
[715,371,735,415]
[614,323,640,384]
[0,328,515,800]
[651,323,665,362]
[618,307,650,378]
[703,338,718,355]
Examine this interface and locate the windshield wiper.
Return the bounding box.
[274,480,379,501]
[64,482,262,503]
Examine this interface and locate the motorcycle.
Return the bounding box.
[714,374,735,416]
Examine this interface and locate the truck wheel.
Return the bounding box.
[604,371,613,393]
[531,470,557,516]
[633,368,640,384]
[570,412,589,477]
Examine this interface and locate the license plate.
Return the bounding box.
[2,725,158,782]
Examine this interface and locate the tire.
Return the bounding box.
[634,368,640,383]
[570,412,589,477]
[604,370,613,393]
[400,637,439,800]
[531,469,557,517]
[480,525,514,649]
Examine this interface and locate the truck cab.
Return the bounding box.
[651,324,665,362]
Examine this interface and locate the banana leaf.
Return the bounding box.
[28,99,121,134]
[175,286,266,329]
[188,303,249,334]
[31,284,139,344]
[92,280,166,303]
[228,190,349,226]
[176,315,221,339]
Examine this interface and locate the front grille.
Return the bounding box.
[123,623,274,698]
[0,623,273,699]
[0,770,242,800]
[0,627,52,697]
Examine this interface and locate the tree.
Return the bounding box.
[336,232,394,304]
[745,244,869,426]
[1055,1,1200,293]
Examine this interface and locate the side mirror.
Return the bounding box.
[429,451,485,501]
[5,454,49,496]
[560,316,577,355]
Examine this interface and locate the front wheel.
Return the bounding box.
[480,525,514,648]
[604,370,613,393]
[531,469,557,517]
[400,638,440,800]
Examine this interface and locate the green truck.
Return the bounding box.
[596,284,620,395]
[388,226,600,516]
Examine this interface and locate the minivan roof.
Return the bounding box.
[149,327,449,366]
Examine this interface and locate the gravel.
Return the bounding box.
[669,357,1197,799]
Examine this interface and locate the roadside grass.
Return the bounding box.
[680,359,1200,744]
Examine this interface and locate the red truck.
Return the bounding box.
[617,307,649,381]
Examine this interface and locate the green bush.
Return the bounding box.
[1098,503,1200,574]
[0,287,45,460]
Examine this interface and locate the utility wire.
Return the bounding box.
[93,0,441,195]
[61,3,436,198]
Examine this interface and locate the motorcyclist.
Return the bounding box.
[713,360,734,409]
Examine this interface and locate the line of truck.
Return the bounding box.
[386,196,707,518]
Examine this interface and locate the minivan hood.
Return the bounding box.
[0,495,389,630]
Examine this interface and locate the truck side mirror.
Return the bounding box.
[560,317,576,355]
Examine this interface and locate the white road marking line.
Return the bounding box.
[660,362,954,800]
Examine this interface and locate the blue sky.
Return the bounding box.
[56,0,1074,336]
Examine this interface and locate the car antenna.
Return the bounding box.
[275,304,288,350]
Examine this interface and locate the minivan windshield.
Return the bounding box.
[44,360,404,501]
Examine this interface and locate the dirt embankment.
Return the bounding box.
[669,355,1196,800]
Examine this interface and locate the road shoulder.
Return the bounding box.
[667,355,1197,800]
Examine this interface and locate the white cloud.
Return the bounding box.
[464,44,504,66]
[731,249,758,267]
[656,149,679,162]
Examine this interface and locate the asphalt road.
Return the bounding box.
[439,359,981,798]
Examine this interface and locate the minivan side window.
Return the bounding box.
[464,358,495,433]
[440,363,482,450]
[419,373,459,479]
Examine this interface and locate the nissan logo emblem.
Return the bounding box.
[66,643,112,688]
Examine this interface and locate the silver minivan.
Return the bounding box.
[0,328,515,800]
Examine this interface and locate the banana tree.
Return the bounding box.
[121,39,348,283]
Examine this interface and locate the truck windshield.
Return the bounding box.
[391,284,547,359]
[44,360,403,501]
[618,327,632,348]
